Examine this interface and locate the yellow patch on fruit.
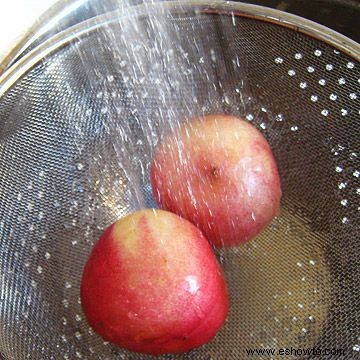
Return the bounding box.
[112,209,191,268]
[112,213,140,254]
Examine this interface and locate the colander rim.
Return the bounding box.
[0,0,359,97]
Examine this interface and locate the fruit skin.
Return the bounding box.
[151,114,282,247]
[80,209,228,355]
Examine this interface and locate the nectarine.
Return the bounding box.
[151,114,281,247]
[80,209,228,355]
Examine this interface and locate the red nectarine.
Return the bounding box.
[151,114,281,247]
[80,209,228,355]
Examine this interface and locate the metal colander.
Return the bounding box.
[0,1,359,359]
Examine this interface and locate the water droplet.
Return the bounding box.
[65,282,72,289]
[76,351,82,359]
[77,163,84,171]
[275,57,283,64]
[275,114,284,122]
[341,199,348,206]
[61,335,67,342]
[288,69,296,76]
[291,126,299,131]
[62,299,69,308]
[297,262,303,267]
[75,314,82,322]
[300,82,307,89]
[298,303,304,309]
[210,48,217,62]
[295,53,303,60]
[336,166,343,173]
[27,203,34,212]
[309,260,316,266]
[314,50,322,57]
[307,66,315,73]
[338,78,346,85]
[341,109,348,116]
[37,266,43,274]
[353,345,360,352]
[349,93,357,100]
[32,245,38,253]
[329,94,337,101]
[319,79,326,86]
[107,75,114,82]
[338,182,347,189]
[231,12,236,26]
[326,64,334,71]
[321,109,329,116]
[62,317,67,325]
[260,123,267,130]
[347,62,355,69]
[31,280,37,288]
[246,114,254,121]
[223,95,230,105]
[342,217,349,224]
[75,331,82,340]
[311,95,319,102]
[185,275,201,295]
[44,252,51,260]
[127,312,139,320]
[353,170,360,178]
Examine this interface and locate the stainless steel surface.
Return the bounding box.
[0,1,359,359]
[2,0,360,75]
